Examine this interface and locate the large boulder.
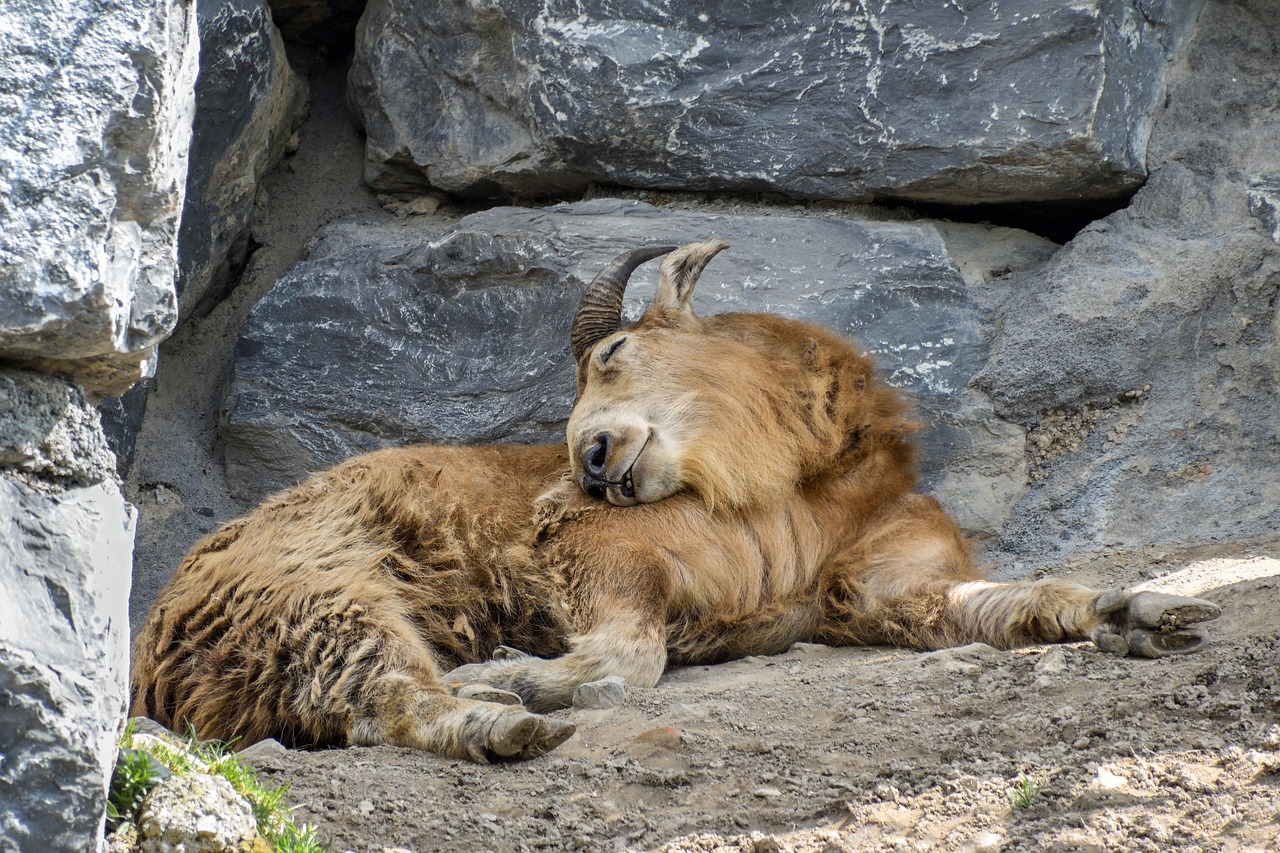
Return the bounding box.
[973,0,1280,564]
[0,0,199,398]
[0,371,136,853]
[177,0,308,321]
[348,0,1201,204]
[221,202,1056,536]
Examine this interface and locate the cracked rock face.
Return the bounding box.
[0,0,197,839]
[973,0,1280,562]
[0,372,136,853]
[348,0,1201,204]
[0,0,198,397]
[177,0,308,322]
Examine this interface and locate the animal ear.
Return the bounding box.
[653,240,730,314]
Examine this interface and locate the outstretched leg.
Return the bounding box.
[132,584,574,762]
[817,499,1220,656]
[350,670,574,763]
[443,607,668,711]
[442,543,671,711]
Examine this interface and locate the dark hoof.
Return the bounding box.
[487,712,575,761]
[1092,590,1221,658]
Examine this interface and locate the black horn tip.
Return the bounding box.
[621,245,679,265]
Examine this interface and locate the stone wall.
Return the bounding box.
[0,0,197,849]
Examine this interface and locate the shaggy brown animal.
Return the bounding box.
[132,240,1221,762]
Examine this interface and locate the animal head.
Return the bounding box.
[566,241,916,510]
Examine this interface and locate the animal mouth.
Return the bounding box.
[582,432,650,504]
[617,460,638,500]
[613,432,651,501]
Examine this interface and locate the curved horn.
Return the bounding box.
[571,245,676,361]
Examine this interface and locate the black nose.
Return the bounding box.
[583,432,611,480]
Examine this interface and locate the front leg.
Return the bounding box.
[445,608,667,712]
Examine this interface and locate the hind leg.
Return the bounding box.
[291,604,575,762]
[351,670,574,762]
[133,589,573,762]
[818,499,1220,657]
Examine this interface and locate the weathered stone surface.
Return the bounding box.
[0,0,199,397]
[136,773,258,853]
[975,1,1280,564]
[1,370,136,852]
[222,201,1056,535]
[0,444,135,851]
[349,0,1200,204]
[1247,176,1280,244]
[178,0,308,321]
[1,370,117,486]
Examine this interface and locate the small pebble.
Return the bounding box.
[572,675,627,709]
[1034,646,1068,674]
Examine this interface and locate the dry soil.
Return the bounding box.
[243,541,1280,853]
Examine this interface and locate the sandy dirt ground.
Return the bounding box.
[240,541,1280,853]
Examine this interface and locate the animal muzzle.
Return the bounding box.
[577,429,646,506]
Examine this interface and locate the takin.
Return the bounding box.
[131,240,1221,762]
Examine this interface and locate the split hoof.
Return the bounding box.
[1127,627,1206,658]
[485,711,575,761]
[444,661,506,687]
[1092,589,1221,658]
[1124,592,1221,630]
[492,645,533,661]
[455,684,523,706]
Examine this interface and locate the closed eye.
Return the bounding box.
[599,336,627,366]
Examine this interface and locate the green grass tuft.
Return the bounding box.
[109,722,329,852]
[1006,774,1044,811]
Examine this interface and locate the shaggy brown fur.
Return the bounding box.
[132,241,1220,762]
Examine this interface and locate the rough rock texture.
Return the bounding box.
[179,0,308,322]
[0,372,136,853]
[123,61,387,634]
[136,773,258,853]
[974,0,1280,564]
[1,370,118,486]
[0,0,199,397]
[0,0,197,844]
[348,0,1201,203]
[221,202,1056,535]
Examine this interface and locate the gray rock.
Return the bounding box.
[0,0,199,397]
[235,737,288,765]
[348,0,1200,205]
[573,676,627,710]
[222,200,1055,536]
[178,0,308,321]
[136,773,258,853]
[0,474,136,852]
[976,0,1280,566]
[1247,176,1280,244]
[0,369,117,487]
[1033,646,1069,675]
[97,381,151,478]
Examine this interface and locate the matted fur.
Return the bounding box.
[132,241,1220,762]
